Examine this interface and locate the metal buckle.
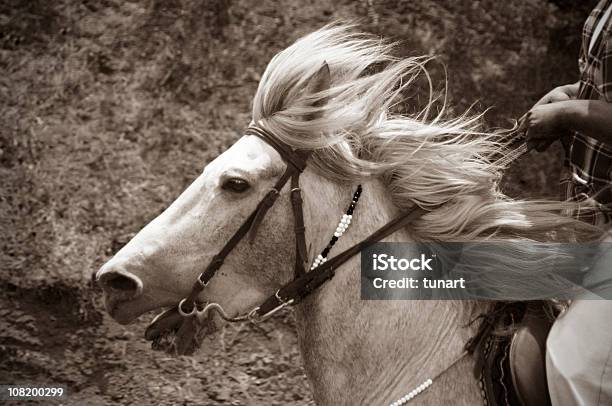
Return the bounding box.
[275,290,292,304]
[178,298,197,317]
[197,274,209,288]
[247,290,295,323]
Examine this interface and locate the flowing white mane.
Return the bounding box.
[251,24,599,299]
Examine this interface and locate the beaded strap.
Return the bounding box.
[390,379,433,406]
[311,185,362,270]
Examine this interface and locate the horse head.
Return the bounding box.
[95,61,342,351]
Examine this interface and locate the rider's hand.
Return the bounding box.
[519,102,570,152]
[533,86,573,107]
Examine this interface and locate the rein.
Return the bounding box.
[148,123,529,344]
[184,125,528,324]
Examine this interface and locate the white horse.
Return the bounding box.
[96,25,598,405]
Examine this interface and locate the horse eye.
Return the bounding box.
[221,178,251,193]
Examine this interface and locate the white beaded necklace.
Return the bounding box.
[389,378,433,406]
[389,351,469,405]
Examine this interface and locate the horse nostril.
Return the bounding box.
[108,274,139,291]
[98,269,143,299]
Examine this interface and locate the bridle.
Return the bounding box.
[145,121,531,404]
[179,122,315,322]
[148,122,529,344]
[147,121,427,353]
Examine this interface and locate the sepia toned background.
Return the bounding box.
[0,0,595,404]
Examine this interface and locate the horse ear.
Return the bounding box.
[306,61,330,96]
[304,61,330,116]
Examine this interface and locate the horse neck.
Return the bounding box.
[295,176,485,405]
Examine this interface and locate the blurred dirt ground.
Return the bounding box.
[0,0,594,404]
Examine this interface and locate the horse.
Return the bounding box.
[96,25,600,405]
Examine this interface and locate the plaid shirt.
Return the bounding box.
[563,0,612,225]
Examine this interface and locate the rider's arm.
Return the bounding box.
[522,97,612,150]
[559,99,612,144]
[557,82,580,99]
[534,82,580,106]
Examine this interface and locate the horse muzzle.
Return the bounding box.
[96,263,145,323]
